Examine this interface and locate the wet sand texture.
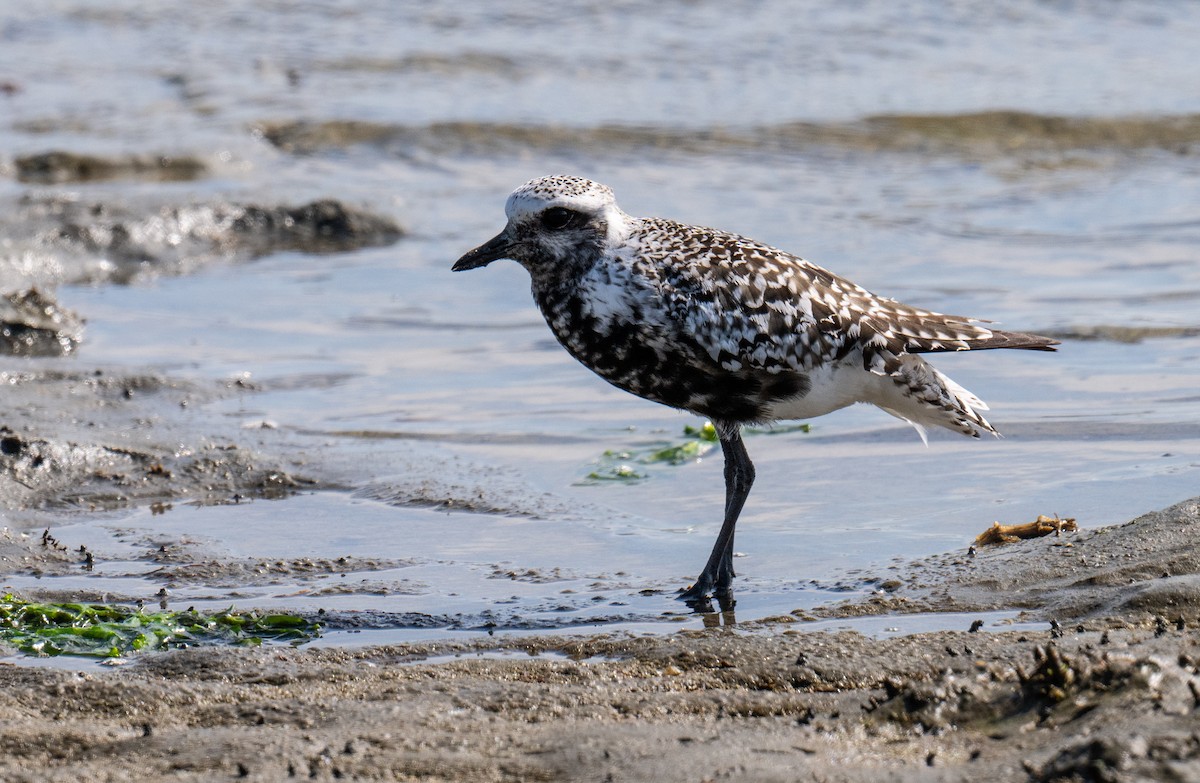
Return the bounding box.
[2,498,1199,782]
[0,369,325,525]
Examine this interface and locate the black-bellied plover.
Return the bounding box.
[453,175,1058,603]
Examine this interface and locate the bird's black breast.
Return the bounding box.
[532,282,810,424]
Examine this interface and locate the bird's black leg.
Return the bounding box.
[679,422,755,603]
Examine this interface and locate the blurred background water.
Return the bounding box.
[2,1,1199,634]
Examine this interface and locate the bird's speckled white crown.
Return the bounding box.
[504,175,616,216]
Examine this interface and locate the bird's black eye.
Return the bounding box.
[540,207,579,231]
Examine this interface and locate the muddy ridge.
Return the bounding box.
[13,151,208,184]
[47,198,404,273]
[257,111,1200,158]
[1,196,404,290]
[0,288,83,357]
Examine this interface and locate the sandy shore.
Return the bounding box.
[2,497,1198,782]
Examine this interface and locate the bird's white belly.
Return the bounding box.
[760,359,872,422]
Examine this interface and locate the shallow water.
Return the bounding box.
[2,1,1200,641]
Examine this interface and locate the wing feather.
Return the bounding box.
[630,219,1055,373]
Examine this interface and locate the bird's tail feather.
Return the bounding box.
[925,328,1059,353]
[872,354,997,440]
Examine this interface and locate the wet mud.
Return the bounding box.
[1,194,403,289]
[0,368,323,526]
[46,197,401,281]
[1,498,1199,781]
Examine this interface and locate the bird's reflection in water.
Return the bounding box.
[694,593,737,627]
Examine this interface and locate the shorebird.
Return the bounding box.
[453,175,1058,603]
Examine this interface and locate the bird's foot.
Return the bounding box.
[677,575,736,612]
[677,579,712,604]
[677,569,717,599]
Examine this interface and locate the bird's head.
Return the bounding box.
[453,176,630,277]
